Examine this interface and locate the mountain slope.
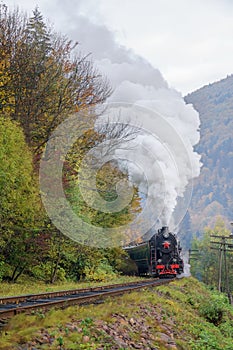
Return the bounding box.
[184,74,233,233]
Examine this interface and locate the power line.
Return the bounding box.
[210,235,233,304]
[188,249,199,262]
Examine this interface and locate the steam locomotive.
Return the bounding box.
[124,226,184,278]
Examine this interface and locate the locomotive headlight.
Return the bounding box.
[158,259,162,263]
[173,258,177,262]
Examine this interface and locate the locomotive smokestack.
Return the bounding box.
[161,226,169,238]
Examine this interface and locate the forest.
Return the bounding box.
[185,76,233,293]
[185,74,233,234]
[0,4,141,284]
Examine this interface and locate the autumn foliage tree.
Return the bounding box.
[0,117,46,281]
[0,5,142,282]
[0,5,111,151]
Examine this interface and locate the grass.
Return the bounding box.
[0,275,143,297]
[0,277,233,349]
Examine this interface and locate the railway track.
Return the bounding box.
[0,279,172,320]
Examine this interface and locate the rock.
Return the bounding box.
[102,324,109,331]
[119,318,128,325]
[66,322,79,331]
[159,324,173,334]
[34,337,44,345]
[82,335,90,343]
[109,329,117,336]
[156,332,173,343]
[140,332,148,338]
[114,336,128,348]
[42,335,50,343]
[131,342,143,349]
[129,317,136,326]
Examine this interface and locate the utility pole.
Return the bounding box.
[210,234,233,304]
[188,249,199,263]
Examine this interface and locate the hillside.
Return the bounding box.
[184,75,233,234]
[1,277,233,349]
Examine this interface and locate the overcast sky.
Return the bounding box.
[4,0,233,95]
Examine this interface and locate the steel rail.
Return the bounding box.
[0,279,172,319]
[0,279,155,305]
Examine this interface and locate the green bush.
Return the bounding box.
[84,259,116,282]
[0,261,12,281]
[31,263,66,282]
[198,293,227,325]
[190,330,224,350]
[219,321,233,338]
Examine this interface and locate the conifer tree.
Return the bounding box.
[0,5,111,151]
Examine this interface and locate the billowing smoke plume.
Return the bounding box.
[178,251,191,278]
[49,1,201,231]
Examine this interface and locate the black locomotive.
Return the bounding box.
[124,226,184,278]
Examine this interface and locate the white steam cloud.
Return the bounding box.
[54,3,201,232]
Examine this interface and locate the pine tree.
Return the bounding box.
[25,7,51,55]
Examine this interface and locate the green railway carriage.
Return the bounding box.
[125,241,151,275]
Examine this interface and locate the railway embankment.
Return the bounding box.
[0,277,233,349]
